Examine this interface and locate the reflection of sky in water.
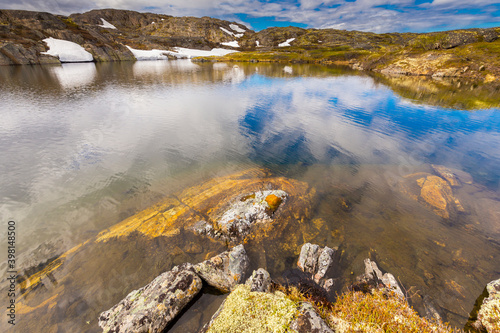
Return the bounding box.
[0,62,499,255]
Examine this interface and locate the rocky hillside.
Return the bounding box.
[1,8,499,81]
[0,8,251,64]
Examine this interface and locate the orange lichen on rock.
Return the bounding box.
[265,194,282,212]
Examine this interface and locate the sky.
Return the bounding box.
[1,0,499,33]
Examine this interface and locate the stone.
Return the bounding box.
[297,243,320,274]
[245,268,272,292]
[473,278,500,332]
[353,259,405,300]
[399,172,465,219]
[290,302,335,333]
[194,244,249,293]
[423,295,443,322]
[98,263,202,333]
[215,189,288,241]
[200,284,299,333]
[431,164,473,187]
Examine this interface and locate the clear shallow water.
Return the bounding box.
[0,61,499,331]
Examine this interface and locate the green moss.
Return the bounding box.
[206,285,299,333]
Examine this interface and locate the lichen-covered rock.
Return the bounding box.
[194,244,249,293]
[245,268,272,292]
[297,243,336,288]
[353,258,405,300]
[215,190,288,240]
[473,278,500,332]
[98,263,202,333]
[200,284,299,333]
[290,302,335,333]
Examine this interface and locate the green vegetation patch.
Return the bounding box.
[329,290,459,333]
[206,284,299,333]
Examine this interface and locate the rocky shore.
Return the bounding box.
[7,167,500,332]
[1,8,499,82]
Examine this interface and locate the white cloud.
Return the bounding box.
[1,0,499,32]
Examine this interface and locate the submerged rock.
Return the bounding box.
[98,263,202,333]
[215,189,288,240]
[353,258,405,300]
[399,172,465,219]
[194,244,249,293]
[431,164,473,187]
[472,278,500,332]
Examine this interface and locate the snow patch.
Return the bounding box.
[221,41,240,48]
[126,45,238,61]
[126,46,170,60]
[98,18,116,29]
[278,38,295,47]
[229,24,246,33]
[256,40,262,47]
[220,27,243,38]
[41,37,94,63]
[283,66,293,74]
[220,27,234,36]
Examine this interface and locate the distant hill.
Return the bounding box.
[0,8,499,81]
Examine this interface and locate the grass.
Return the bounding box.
[271,284,461,333]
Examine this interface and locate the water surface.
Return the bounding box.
[0,61,499,331]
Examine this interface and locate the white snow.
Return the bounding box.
[41,37,94,63]
[256,40,262,47]
[278,38,295,47]
[126,45,238,61]
[229,24,246,33]
[220,27,244,38]
[283,66,293,74]
[173,47,238,58]
[221,41,240,48]
[220,27,234,36]
[98,18,116,29]
[126,46,170,60]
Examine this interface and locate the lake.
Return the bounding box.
[1,60,499,332]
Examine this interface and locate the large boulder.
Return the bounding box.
[98,263,202,333]
[194,244,250,293]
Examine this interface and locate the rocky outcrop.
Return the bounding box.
[352,258,405,300]
[471,278,500,332]
[194,244,250,293]
[98,263,202,333]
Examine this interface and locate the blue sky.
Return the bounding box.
[2,0,499,33]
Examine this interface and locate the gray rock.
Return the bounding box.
[194,244,249,293]
[297,243,336,287]
[98,263,202,333]
[297,243,320,274]
[423,295,442,322]
[290,302,335,333]
[245,268,272,292]
[473,278,500,332]
[353,259,405,300]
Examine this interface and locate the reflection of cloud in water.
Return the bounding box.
[50,63,97,89]
[132,59,200,76]
[222,65,245,84]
